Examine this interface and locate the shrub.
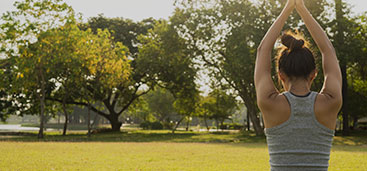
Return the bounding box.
[139,121,151,130]
[139,121,164,130]
[151,121,163,130]
[91,128,117,134]
[221,123,244,130]
[162,122,175,129]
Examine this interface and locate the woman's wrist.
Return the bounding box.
[285,2,295,12]
[296,3,307,13]
[282,4,294,15]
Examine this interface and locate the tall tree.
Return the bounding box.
[0,0,75,138]
[55,15,156,131]
[173,0,330,135]
[138,20,200,133]
[48,28,132,131]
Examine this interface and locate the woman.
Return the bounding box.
[255,0,342,170]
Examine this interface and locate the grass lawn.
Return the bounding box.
[0,130,366,170]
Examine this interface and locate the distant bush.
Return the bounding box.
[162,122,175,129]
[91,128,116,134]
[139,121,164,130]
[220,123,244,130]
[139,121,150,130]
[151,121,163,130]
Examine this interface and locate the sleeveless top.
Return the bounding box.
[264,91,335,171]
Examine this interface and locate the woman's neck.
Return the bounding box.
[285,79,311,96]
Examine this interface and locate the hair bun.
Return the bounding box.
[281,34,304,50]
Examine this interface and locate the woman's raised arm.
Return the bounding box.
[255,0,295,104]
[296,0,342,101]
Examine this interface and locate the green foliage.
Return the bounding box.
[220,122,244,130]
[81,15,154,56]
[201,89,238,125]
[139,121,164,130]
[138,20,200,122]
[172,0,366,135]
[78,14,156,131]
[145,87,176,122]
[0,0,133,133]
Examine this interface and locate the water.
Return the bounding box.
[0,124,40,131]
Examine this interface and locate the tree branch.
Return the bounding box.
[46,97,110,119]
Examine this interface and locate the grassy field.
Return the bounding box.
[0,130,366,170]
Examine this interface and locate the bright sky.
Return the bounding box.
[0,0,366,21]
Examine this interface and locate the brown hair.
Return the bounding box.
[276,32,316,80]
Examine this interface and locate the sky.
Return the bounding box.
[0,0,366,21]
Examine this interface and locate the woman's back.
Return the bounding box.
[254,0,342,170]
[265,91,334,171]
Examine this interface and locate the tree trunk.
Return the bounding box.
[107,111,122,132]
[246,112,250,131]
[110,121,122,131]
[215,119,219,131]
[221,120,224,132]
[341,65,350,135]
[247,105,264,136]
[186,119,190,131]
[62,102,68,136]
[87,102,91,137]
[353,116,358,130]
[335,0,349,136]
[58,113,60,124]
[204,114,209,131]
[172,117,185,134]
[239,94,263,135]
[91,114,99,128]
[38,92,45,139]
[38,71,46,139]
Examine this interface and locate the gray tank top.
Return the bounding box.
[265,91,335,171]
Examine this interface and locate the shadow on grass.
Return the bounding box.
[1,130,366,149]
[333,131,367,146]
[0,130,266,144]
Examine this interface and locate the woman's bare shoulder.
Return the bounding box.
[261,93,291,128]
[259,92,290,114]
[314,92,341,130]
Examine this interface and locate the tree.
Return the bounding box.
[1,0,133,134]
[202,88,238,130]
[145,87,176,122]
[173,0,331,135]
[81,14,154,57]
[333,0,350,135]
[48,28,132,132]
[138,20,200,133]
[53,15,156,131]
[0,0,75,138]
[198,95,215,131]
[347,13,367,129]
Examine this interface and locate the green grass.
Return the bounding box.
[0,130,266,143]
[0,130,366,170]
[20,123,101,130]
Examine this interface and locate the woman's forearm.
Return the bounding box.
[296,4,335,55]
[256,2,294,76]
[296,4,341,81]
[257,4,294,53]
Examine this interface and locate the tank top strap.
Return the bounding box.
[282,91,317,117]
